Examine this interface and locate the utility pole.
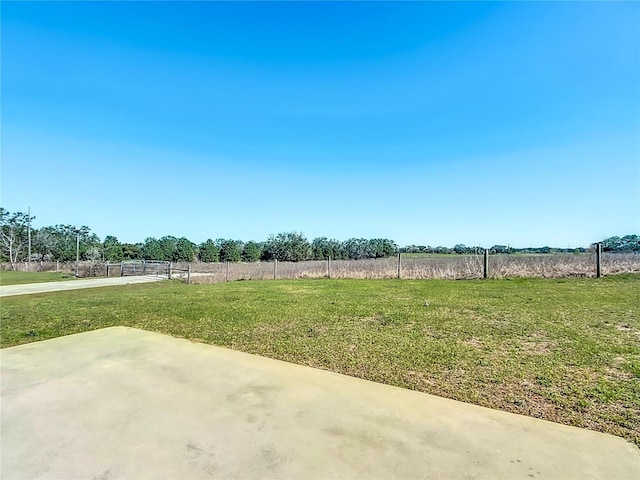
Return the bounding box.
[28,207,31,262]
[75,227,80,277]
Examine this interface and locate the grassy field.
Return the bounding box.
[0,271,77,286]
[402,252,578,258]
[1,275,639,446]
[399,253,459,258]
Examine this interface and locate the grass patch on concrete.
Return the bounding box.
[0,271,77,286]
[1,275,639,446]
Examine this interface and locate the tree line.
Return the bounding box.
[401,235,640,255]
[596,235,640,253]
[1,209,637,270]
[0,209,398,267]
[135,233,398,264]
[400,244,588,255]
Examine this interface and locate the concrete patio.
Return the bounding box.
[1,327,638,479]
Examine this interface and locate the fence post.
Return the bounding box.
[274,259,277,280]
[397,252,402,279]
[596,242,602,278]
[168,262,172,280]
[483,249,489,279]
[225,261,229,282]
[120,262,124,276]
[143,260,147,275]
[187,264,191,285]
[56,260,59,273]
[106,262,109,277]
[327,256,331,279]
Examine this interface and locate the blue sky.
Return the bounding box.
[2,1,639,248]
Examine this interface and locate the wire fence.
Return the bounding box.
[174,252,639,284]
[3,252,639,284]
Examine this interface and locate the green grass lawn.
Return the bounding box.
[0,271,77,286]
[1,275,639,446]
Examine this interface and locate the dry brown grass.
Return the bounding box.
[182,253,640,284]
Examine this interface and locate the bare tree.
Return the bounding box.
[0,208,35,270]
[33,228,56,261]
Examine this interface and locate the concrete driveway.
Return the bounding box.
[1,327,639,479]
[0,275,166,297]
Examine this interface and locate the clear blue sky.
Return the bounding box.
[2,1,639,248]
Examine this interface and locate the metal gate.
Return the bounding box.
[120,260,170,277]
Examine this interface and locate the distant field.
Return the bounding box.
[399,253,457,258]
[402,252,574,258]
[2,275,638,447]
[0,271,77,286]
